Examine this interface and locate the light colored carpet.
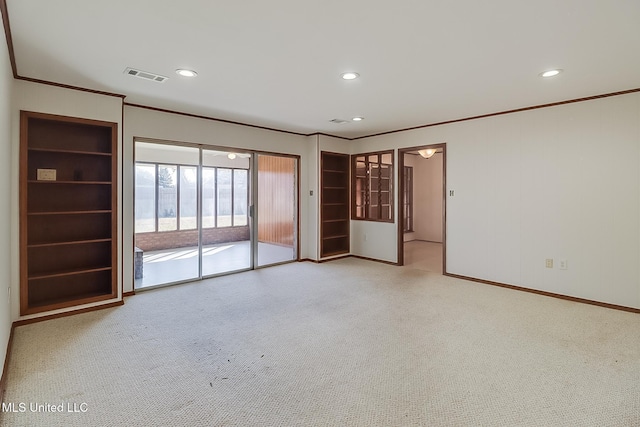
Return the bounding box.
[2,258,639,426]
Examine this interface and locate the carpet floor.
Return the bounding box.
[1,258,639,426]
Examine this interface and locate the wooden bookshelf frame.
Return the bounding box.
[20,111,118,315]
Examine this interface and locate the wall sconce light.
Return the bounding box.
[227,153,237,160]
[418,148,437,159]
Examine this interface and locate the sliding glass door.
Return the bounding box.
[134,142,200,288]
[201,149,252,276]
[134,141,297,289]
[255,154,297,267]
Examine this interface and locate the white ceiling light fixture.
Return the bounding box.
[540,69,563,78]
[418,148,437,159]
[176,69,198,77]
[352,117,364,121]
[227,153,237,160]
[341,72,359,80]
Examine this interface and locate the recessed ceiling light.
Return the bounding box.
[341,72,359,80]
[176,69,198,77]
[540,69,563,78]
[352,117,364,121]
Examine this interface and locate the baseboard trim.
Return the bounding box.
[13,300,125,327]
[299,258,319,263]
[444,273,640,314]
[123,291,135,297]
[0,323,15,405]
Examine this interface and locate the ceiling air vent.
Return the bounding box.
[329,118,349,124]
[124,67,169,83]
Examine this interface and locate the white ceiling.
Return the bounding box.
[5,0,640,138]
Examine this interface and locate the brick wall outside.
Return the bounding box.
[135,226,250,252]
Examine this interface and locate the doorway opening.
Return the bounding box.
[397,144,446,273]
[133,140,298,290]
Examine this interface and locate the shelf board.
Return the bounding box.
[28,238,112,248]
[323,169,347,174]
[321,250,349,257]
[28,180,112,185]
[27,210,112,216]
[323,202,347,206]
[28,266,112,281]
[322,219,348,223]
[322,234,349,240]
[323,186,348,190]
[28,147,112,157]
[27,291,115,312]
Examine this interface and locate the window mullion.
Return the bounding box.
[176,165,181,230]
[155,164,159,232]
[214,168,218,228]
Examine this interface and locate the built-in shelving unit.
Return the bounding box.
[20,111,118,315]
[320,152,350,257]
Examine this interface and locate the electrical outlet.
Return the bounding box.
[364,234,368,241]
[559,259,567,270]
[545,258,553,268]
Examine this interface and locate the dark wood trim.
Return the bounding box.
[0,0,16,77]
[352,88,640,140]
[350,255,399,266]
[445,273,640,314]
[123,291,135,297]
[0,323,15,405]
[315,132,350,141]
[351,149,394,223]
[125,103,311,138]
[18,112,28,315]
[397,144,447,272]
[16,76,126,98]
[14,300,124,327]
[121,99,126,298]
[296,155,301,262]
[397,149,404,266]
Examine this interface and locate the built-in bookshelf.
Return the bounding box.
[320,152,350,257]
[20,111,118,315]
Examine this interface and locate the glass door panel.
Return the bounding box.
[256,154,297,267]
[134,142,200,289]
[201,149,252,276]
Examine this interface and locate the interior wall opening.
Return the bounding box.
[398,144,446,273]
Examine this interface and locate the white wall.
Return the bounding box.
[413,152,443,242]
[352,93,640,309]
[123,106,315,292]
[11,81,124,321]
[0,12,14,378]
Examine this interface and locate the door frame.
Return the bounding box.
[397,143,447,273]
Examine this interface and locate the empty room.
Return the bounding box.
[0,1,639,426]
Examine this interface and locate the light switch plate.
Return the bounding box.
[37,169,57,181]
